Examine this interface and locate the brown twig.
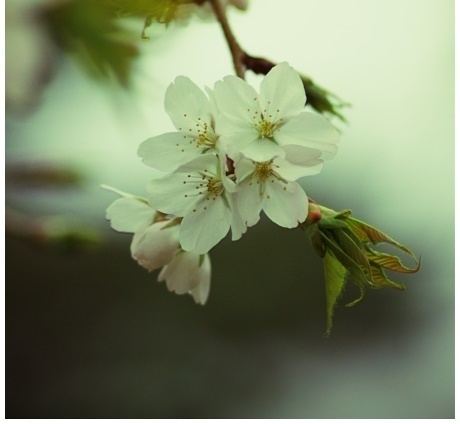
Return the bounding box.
[207,0,348,118]
[208,0,246,79]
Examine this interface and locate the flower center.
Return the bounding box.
[257,120,275,138]
[255,162,273,181]
[179,119,218,151]
[206,177,224,197]
[251,161,288,196]
[197,131,217,149]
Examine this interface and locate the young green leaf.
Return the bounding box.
[367,249,420,274]
[369,264,405,290]
[334,230,373,284]
[324,250,348,337]
[318,217,348,231]
[320,231,369,289]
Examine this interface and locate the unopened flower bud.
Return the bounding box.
[131,219,180,272]
[306,202,322,224]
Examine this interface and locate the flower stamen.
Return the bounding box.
[251,161,288,195]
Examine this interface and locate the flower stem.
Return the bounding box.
[208,0,246,79]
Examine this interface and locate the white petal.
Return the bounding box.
[275,145,324,180]
[101,185,148,201]
[175,153,219,175]
[240,139,286,162]
[138,132,203,172]
[147,173,198,216]
[179,196,232,254]
[214,76,259,123]
[106,197,154,233]
[236,178,264,227]
[165,76,213,132]
[161,251,207,294]
[234,156,255,181]
[131,220,180,271]
[263,180,309,228]
[228,194,247,241]
[190,254,211,305]
[259,62,306,120]
[204,86,219,117]
[215,114,259,156]
[276,112,340,160]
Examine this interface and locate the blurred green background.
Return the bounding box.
[6,0,454,418]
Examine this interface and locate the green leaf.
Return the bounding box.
[334,210,352,219]
[320,231,369,289]
[103,0,185,25]
[367,249,421,274]
[334,230,374,285]
[369,264,405,291]
[324,250,348,337]
[300,75,350,121]
[345,217,417,261]
[310,227,326,258]
[45,0,139,86]
[345,288,365,307]
[318,217,348,230]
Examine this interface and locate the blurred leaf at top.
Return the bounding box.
[104,0,187,24]
[103,0,199,38]
[44,0,140,86]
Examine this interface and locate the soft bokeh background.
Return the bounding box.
[6,0,454,418]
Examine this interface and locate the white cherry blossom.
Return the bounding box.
[234,155,311,228]
[138,77,220,173]
[147,154,246,254]
[214,62,340,168]
[103,186,211,304]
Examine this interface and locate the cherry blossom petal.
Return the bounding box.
[179,196,232,254]
[216,115,259,156]
[275,145,324,180]
[131,221,180,271]
[237,178,264,227]
[234,156,255,180]
[228,194,247,240]
[106,197,153,233]
[276,112,340,160]
[158,251,204,294]
[204,86,219,117]
[214,75,259,123]
[148,173,199,216]
[263,180,309,228]
[165,76,213,132]
[175,153,220,175]
[240,139,286,162]
[190,254,211,305]
[138,132,202,172]
[259,62,306,120]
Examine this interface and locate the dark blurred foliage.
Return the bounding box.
[6,213,432,418]
[43,0,140,86]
